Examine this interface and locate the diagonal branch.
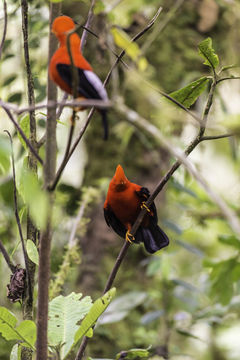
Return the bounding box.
[0,240,15,273]
[0,103,43,165]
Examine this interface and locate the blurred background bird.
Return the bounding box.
[49,15,109,140]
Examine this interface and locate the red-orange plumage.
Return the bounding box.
[104,165,169,254]
[49,15,109,139]
[49,16,92,94]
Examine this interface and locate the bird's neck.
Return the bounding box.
[58,33,81,48]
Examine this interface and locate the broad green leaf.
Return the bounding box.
[116,348,150,360]
[74,288,116,346]
[18,160,48,229]
[0,307,36,349]
[48,292,92,359]
[98,291,147,325]
[26,240,39,266]
[18,115,30,150]
[198,37,219,69]
[50,0,63,2]
[10,344,21,360]
[169,77,209,108]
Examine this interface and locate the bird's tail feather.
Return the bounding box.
[136,224,169,254]
[101,110,108,140]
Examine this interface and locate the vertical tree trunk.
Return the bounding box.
[36,3,61,360]
[20,1,38,358]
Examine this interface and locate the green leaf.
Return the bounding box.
[198,37,219,69]
[111,27,147,70]
[219,64,238,73]
[18,160,49,229]
[176,328,204,342]
[0,307,36,349]
[18,115,30,150]
[26,240,39,266]
[206,257,240,305]
[140,310,164,325]
[218,235,240,249]
[7,92,22,104]
[116,348,150,360]
[171,179,197,198]
[74,288,116,346]
[169,77,209,108]
[48,292,92,359]
[3,75,17,87]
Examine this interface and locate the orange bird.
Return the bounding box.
[104,165,169,254]
[49,15,109,139]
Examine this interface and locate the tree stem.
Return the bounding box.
[36,3,61,360]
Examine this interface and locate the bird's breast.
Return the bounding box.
[108,189,141,226]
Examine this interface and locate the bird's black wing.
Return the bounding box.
[104,204,126,239]
[56,64,109,140]
[56,63,102,99]
[135,187,158,224]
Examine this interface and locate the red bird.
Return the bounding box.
[49,15,109,139]
[104,165,169,254]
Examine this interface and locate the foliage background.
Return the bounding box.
[0,0,240,359]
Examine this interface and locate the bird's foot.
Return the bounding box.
[141,201,151,213]
[126,230,135,243]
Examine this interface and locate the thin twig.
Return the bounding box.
[0,239,15,273]
[104,6,163,87]
[0,0,7,59]
[216,76,240,84]
[49,108,94,191]
[0,103,43,165]
[200,133,234,141]
[4,130,32,300]
[80,0,96,53]
[141,0,184,54]
[69,199,88,247]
